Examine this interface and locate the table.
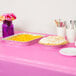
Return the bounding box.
[0,32,76,76]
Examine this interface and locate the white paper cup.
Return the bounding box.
[56,27,66,37]
[66,29,75,43]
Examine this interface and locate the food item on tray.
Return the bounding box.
[5,34,43,42]
[39,36,68,46]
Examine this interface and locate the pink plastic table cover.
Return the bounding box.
[0,31,76,76]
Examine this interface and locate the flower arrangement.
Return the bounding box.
[0,13,16,21]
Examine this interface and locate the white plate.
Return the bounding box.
[59,48,76,56]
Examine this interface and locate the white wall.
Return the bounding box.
[0,0,76,34]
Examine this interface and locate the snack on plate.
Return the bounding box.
[5,34,43,42]
[39,36,68,46]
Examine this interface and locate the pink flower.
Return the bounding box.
[10,13,16,19]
